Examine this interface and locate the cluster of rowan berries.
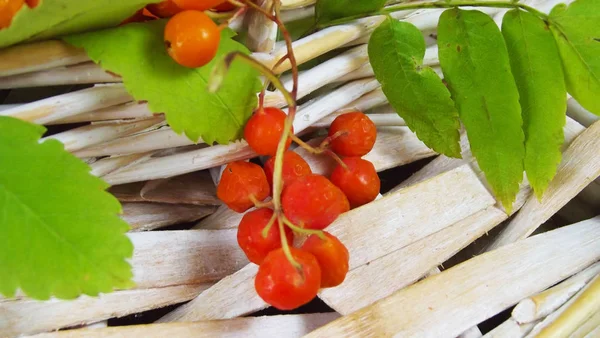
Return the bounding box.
[217,106,380,310]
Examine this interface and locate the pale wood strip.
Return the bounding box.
[393,117,586,193]
[304,217,600,338]
[568,309,600,338]
[264,45,369,108]
[486,121,600,251]
[32,313,340,338]
[122,202,217,232]
[482,318,538,338]
[89,152,154,177]
[0,284,211,337]
[458,326,483,338]
[0,62,119,89]
[0,40,88,77]
[159,165,495,322]
[0,84,132,125]
[318,206,508,315]
[129,229,247,289]
[527,275,600,337]
[49,102,154,125]
[43,117,164,152]
[512,262,600,324]
[74,127,194,158]
[156,264,264,322]
[109,172,220,206]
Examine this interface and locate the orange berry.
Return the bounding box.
[237,208,293,265]
[328,111,377,157]
[0,0,25,29]
[255,248,321,310]
[330,157,380,208]
[173,0,227,10]
[25,0,38,8]
[217,161,270,213]
[244,107,292,156]
[301,232,349,288]
[146,0,182,18]
[213,2,236,11]
[263,151,311,190]
[282,174,349,230]
[164,10,220,68]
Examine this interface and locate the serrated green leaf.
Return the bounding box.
[0,116,133,300]
[549,0,600,115]
[368,17,461,157]
[438,9,525,212]
[316,0,387,25]
[0,0,157,49]
[64,21,262,145]
[502,9,566,199]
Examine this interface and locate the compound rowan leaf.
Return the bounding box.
[0,0,157,48]
[65,20,262,145]
[316,0,387,25]
[368,17,461,157]
[549,0,600,115]
[0,116,133,300]
[502,9,566,199]
[438,9,525,212]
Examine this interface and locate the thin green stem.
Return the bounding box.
[267,0,300,212]
[208,52,296,109]
[282,216,326,239]
[261,212,278,239]
[291,134,321,154]
[320,0,549,28]
[278,215,301,269]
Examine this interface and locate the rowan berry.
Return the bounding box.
[213,2,236,11]
[263,151,311,189]
[301,232,349,288]
[146,0,182,17]
[244,107,292,156]
[255,248,321,310]
[164,10,220,68]
[173,0,227,10]
[25,0,38,8]
[282,174,349,230]
[330,157,380,208]
[328,111,377,157]
[217,161,270,213]
[121,8,157,25]
[237,208,293,265]
[0,0,24,29]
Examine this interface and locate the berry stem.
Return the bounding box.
[249,195,274,209]
[291,134,322,154]
[278,214,301,269]
[290,134,348,170]
[208,51,295,109]
[281,215,327,240]
[261,212,278,239]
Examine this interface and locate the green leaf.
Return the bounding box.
[368,17,461,157]
[0,0,157,49]
[316,0,387,25]
[502,9,567,199]
[549,0,600,115]
[65,20,262,145]
[438,9,525,212]
[0,116,133,300]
